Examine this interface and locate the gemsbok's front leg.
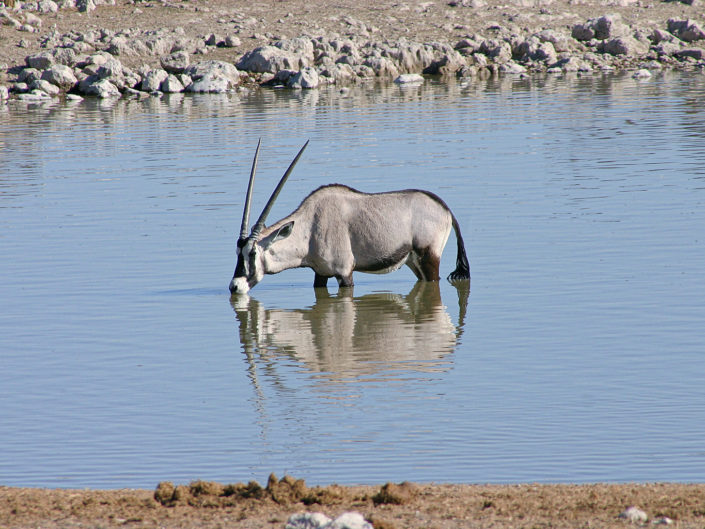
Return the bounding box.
[313,273,330,288]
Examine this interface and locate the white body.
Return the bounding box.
[230,184,469,294]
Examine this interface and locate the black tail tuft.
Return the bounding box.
[447,216,470,282]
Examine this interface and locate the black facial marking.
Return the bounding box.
[234,254,247,278]
[248,247,257,277]
[234,238,255,280]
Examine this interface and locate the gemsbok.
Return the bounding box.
[229,140,470,294]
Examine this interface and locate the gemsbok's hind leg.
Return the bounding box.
[406,249,441,281]
[418,250,441,281]
[336,273,354,288]
[406,253,424,280]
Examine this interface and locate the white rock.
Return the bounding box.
[86,52,110,67]
[223,35,241,47]
[329,512,373,529]
[287,66,319,89]
[186,74,225,92]
[537,29,572,52]
[52,47,77,67]
[160,51,190,74]
[0,86,9,100]
[274,37,315,63]
[602,36,649,56]
[182,60,239,92]
[36,0,58,13]
[146,35,176,56]
[499,61,526,74]
[632,68,651,78]
[652,517,673,525]
[285,512,332,529]
[619,506,648,524]
[183,60,239,84]
[81,78,120,98]
[236,45,306,73]
[553,56,592,72]
[285,512,372,529]
[533,42,557,63]
[25,51,55,70]
[24,12,42,27]
[106,35,149,56]
[17,89,52,101]
[41,64,78,90]
[30,79,60,95]
[394,73,424,84]
[321,63,355,83]
[479,39,512,62]
[160,74,184,93]
[393,43,436,71]
[1,10,21,29]
[96,57,124,79]
[363,56,399,77]
[141,68,168,92]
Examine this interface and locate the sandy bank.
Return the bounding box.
[3,477,705,529]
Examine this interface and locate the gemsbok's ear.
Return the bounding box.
[262,221,294,249]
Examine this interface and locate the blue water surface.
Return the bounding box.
[1,71,704,488]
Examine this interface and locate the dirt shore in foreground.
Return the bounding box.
[3,478,705,529]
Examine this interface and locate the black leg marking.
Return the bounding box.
[336,274,354,288]
[419,251,441,281]
[314,273,330,288]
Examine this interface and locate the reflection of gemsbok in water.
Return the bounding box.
[231,282,469,383]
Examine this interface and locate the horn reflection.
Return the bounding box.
[231,282,469,384]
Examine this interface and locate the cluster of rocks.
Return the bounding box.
[0,24,249,100]
[247,13,705,84]
[2,0,705,100]
[0,0,114,29]
[618,506,674,525]
[285,512,372,529]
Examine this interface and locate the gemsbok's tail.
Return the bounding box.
[447,215,470,282]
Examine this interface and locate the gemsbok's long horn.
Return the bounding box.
[240,138,262,241]
[250,140,309,240]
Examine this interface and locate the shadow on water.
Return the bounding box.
[230,281,470,388]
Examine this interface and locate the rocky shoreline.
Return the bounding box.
[1,0,704,101]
